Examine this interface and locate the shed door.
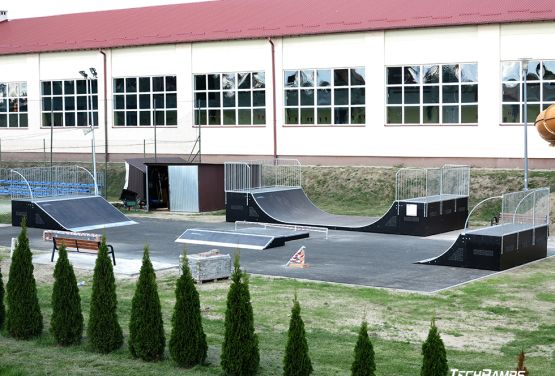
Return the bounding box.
[168,166,199,212]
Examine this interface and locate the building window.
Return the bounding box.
[386,63,478,125]
[284,67,365,125]
[0,82,28,128]
[501,60,555,124]
[193,72,266,126]
[113,76,177,126]
[41,79,98,127]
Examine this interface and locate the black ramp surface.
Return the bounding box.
[252,188,378,228]
[36,196,136,232]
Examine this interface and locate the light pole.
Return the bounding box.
[521,59,530,191]
[79,68,99,196]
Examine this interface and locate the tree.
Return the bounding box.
[283,295,313,376]
[421,318,448,376]
[351,320,376,376]
[515,350,529,375]
[50,244,83,346]
[169,251,207,367]
[128,245,165,361]
[6,220,43,339]
[221,254,259,375]
[87,236,123,353]
[0,264,5,330]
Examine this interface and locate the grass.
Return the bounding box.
[1,251,555,375]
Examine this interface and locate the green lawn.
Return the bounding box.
[1,250,554,375]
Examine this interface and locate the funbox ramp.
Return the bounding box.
[12,195,137,232]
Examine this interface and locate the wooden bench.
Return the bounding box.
[51,237,116,265]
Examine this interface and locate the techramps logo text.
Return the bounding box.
[450,370,526,376]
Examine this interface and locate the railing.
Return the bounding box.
[235,221,328,239]
[225,159,301,193]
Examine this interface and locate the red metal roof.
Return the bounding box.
[0,0,554,55]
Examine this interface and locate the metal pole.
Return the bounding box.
[50,99,53,169]
[153,98,157,161]
[143,139,146,159]
[522,59,529,191]
[89,78,98,196]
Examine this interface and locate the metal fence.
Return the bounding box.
[5,165,103,200]
[441,165,471,196]
[395,165,470,201]
[224,159,302,192]
[500,187,550,226]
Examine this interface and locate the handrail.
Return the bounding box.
[10,169,34,200]
[76,166,98,196]
[463,195,502,233]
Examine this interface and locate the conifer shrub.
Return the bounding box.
[87,236,123,353]
[421,318,448,376]
[169,251,207,367]
[0,264,5,330]
[128,245,165,361]
[50,244,83,346]
[6,220,43,339]
[283,295,313,376]
[221,254,259,375]
[351,320,376,376]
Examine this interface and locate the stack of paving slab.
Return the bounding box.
[181,249,231,283]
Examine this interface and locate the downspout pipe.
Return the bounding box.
[268,38,277,159]
[100,50,108,198]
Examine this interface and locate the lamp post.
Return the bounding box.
[521,59,530,191]
[79,68,98,196]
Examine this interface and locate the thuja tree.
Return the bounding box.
[221,254,259,376]
[351,320,376,376]
[128,245,165,361]
[283,295,313,376]
[421,318,448,376]
[169,251,207,367]
[87,236,123,353]
[6,220,43,339]
[0,264,5,330]
[51,244,83,346]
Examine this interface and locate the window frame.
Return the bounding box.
[41,79,98,128]
[0,81,28,128]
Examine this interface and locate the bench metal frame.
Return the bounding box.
[51,237,116,265]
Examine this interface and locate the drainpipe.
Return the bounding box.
[268,38,278,159]
[99,50,108,198]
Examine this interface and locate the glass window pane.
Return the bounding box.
[300,70,314,87]
[208,109,220,125]
[126,94,137,109]
[91,80,98,94]
[525,104,540,123]
[351,68,365,86]
[317,70,331,86]
[502,83,520,102]
[387,67,402,85]
[53,112,63,126]
[238,109,251,125]
[404,87,420,104]
[42,81,51,95]
[387,107,402,124]
[442,85,459,103]
[8,83,18,97]
[114,78,125,93]
[300,108,314,124]
[423,86,439,103]
[238,91,251,107]
[0,114,6,127]
[76,96,87,110]
[53,97,63,111]
[238,73,251,89]
[300,89,314,106]
[285,108,298,124]
[64,80,75,95]
[76,80,87,94]
[387,87,402,105]
[423,65,439,84]
[64,97,75,111]
[223,91,235,107]
[139,94,150,109]
[442,106,459,123]
[253,72,265,88]
[351,88,365,105]
[285,90,298,106]
[208,92,220,107]
[253,109,265,125]
[334,107,348,124]
[525,61,541,81]
[404,66,420,84]
[166,76,177,91]
[317,108,331,124]
[404,107,420,124]
[461,84,478,103]
[195,93,206,108]
[284,71,298,88]
[140,111,151,126]
[19,113,28,127]
[0,99,6,112]
[460,64,478,82]
[19,98,27,112]
[195,109,207,125]
[334,88,348,105]
[126,77,137,93]
[92,96,98,111]
[222,74,235,90]
[502,62,520,81]
[207,74,220,90]
[8,114,18,127]
[442,65,459,83]
[19,83,27,96]
[137,77,150,92]
[126,111,138,126]
[65,113,75,127]
[8,98,18,112]
[155,110,164,125]
[114,111,125,126]
[526,83,540,102]
[461,105,478,123]
[543,83,555,101]
[351,107,365,124]
[153,94,164,108]
[502,104,519,123]
[423,106,439,123]
[223,109,236,125]
[334,69,349,86]
[195,75,206,90]
[166,93,177,108]
[253,91,265,107]
[542,61,555,80]
[114,95,125,110]
[317,89,331,106]
[53,81,63,95]
[151,77,163,92]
